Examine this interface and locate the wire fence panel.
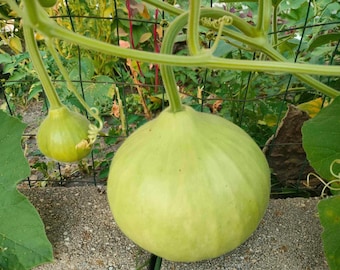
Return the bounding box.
[0,0,339,197]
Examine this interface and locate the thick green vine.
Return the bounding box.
[23,25,63,109]
[3,0,337,82]
[161,4,234,112]
[7,0,340,108]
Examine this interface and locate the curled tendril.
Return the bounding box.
[200,15,233,30]
[205,30,216,41]
[330,159,340,179]
[87,107,103,144]
[199,16,233,55]
[75,107,103,150]
[160,19,169,28]
[306,159,340,197]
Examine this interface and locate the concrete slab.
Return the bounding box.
[19,187,328,270]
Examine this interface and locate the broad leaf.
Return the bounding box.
[0,53,12,64]
[318,196,340,270]
[69,57,95,81]
[308,33,340,52]
[302,96,340,180]
[0,111,53,270]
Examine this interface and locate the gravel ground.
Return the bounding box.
[20,187,328,270]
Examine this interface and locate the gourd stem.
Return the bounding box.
[45,37,103,130]
[23,25,63,109]
[272,4,279,46]
[160,12,190,112]
[187,1,201,55]
[256,0,272,36]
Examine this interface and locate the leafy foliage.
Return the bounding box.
[318,195,340,270]
[0,111,53,269]
[302,96,340,180]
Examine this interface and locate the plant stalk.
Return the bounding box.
[16,0,340,99]
[18,3,340,77]
[45,37,103,130]
[257,0,272,36]
[23,25,63,109]
[187,0,202,55]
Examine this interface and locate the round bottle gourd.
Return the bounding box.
[107,105,270,262]
[37,106,92,163]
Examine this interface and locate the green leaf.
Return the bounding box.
[28,82,43,101]
[213,40,235,57]
[0,111,53,269]
[69,57,95,81]
[302,96,340,180]
[7,71,27,85]
[0,53,12,65]
[83,75,115,108]
[280,0,306,10]
[308,33,340,52]
[318,196,340,270]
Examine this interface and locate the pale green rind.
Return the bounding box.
[107,106,270,262]
[37,106,92,163]
[0,111,53,269]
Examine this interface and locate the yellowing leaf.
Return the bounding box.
[104,6,113,17]
[117,27,128,37]
[9,36,23,53]
[149,95,162,104]
[297,97,327,118]
[107,84,116,99]
[258,114,277,127]
[140,4,150,19]
[8,10,18,17]
[126,59,139,75]
[139,32,152,44]
[35,32,45,41]
[156,25,163,38]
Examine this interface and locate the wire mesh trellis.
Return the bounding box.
[0,0,339,198]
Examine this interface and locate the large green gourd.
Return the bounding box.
[107,105,270,262]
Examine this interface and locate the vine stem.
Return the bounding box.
[272,3,279,46]
[159,12,184,112]
[17,1,340,78]
[144,1,340,98]
[261,44,339,98]
[22,25,63,109]
[257,0,272,36]
[45,37,103,130]
[144,0,258,37]
[160,7,232,112]
[14,0,340,100]
[187,0,201,55]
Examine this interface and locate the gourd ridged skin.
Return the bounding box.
[38,0,57,8]
[37,106,92,163]
[107,105,270,262]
